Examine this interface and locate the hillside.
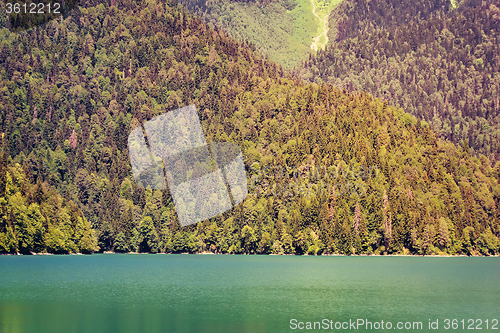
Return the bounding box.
[300,0,500,160]
[178,0,459,69]
[0,0,499,256]
[326,0,454,43]
[180,0,341,68]
[3,0,80,33]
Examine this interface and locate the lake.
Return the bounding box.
[0,255,499,333]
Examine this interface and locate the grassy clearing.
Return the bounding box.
[310,0,343,50]
[314,0,342,18]
[195,0,343,68]
[289,0,342,51]
[213,1,312,68]
[288,0,318,48]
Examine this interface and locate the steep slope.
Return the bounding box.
[300,1,500,160]
[327,0,454,43]
[0,0,499,255]
[180,0,340,68]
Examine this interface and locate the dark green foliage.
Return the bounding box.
[0,0,498,256]
[4,0,79,33]
[0,151,7,197]
[301,1,500,159]
[328,0,453,43]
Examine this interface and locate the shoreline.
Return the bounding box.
[1,251,497,257]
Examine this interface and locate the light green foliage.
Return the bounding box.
[132,216,160,253]
[222,0,310,68]
[313,0,339,18]
[183,0,341,68]
[0,164,98,254]
[478,228,500,255]
[287,0,317,47]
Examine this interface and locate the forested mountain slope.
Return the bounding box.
[179,0,336,68]
[0,0,499,256]
[327,0,455,43]
[300,1,500,160]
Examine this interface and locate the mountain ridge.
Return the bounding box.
[300,0,500,160]
[0,0,499,256]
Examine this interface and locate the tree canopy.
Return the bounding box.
[0,0,499,256]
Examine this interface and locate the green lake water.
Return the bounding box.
[0,255,499,333]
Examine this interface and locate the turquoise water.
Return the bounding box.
[0,255,499,333]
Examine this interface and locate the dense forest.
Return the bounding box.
[300,0,500,159]
[4,0,80,33]
[0,0,499,256]
[0,150,97,254]
[327,0,454,43]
